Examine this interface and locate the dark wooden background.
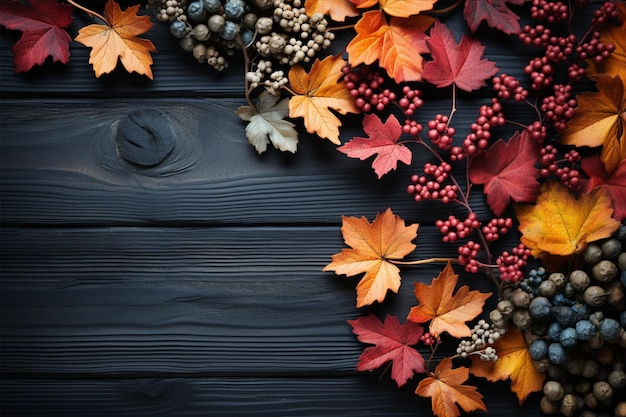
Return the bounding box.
[0,2,572,416]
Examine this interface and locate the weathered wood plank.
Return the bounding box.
[0,98,537,226]
[0,377,537,417]
[0,226,507,375]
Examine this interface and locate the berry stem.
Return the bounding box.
[237,33,256,110]
[327,24,355,31]
[66,0,107,24]
[390,257,458,266]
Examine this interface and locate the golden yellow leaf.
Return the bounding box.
[288,54,360,144]
[586,2,626,80]
[559,74,626,174]
[470,326,545,404]
[350,0,437,17]
[407,262,491,338]
[515,181,621,259]
[346,10,434,82]
[416,358,487,417]
[304,0,359,21]
[323,208,418,307]
[75,0,155,79]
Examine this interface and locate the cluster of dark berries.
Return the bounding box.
[342,65,397,113]
[539,144,582,190]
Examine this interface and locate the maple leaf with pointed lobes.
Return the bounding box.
[559,74,626,174]
[346,10,434,82]
[0,0,73,73]
[350,0,437,17]
[586,2,626,80]
[75,0,156,79]
[468,130,541,216]
[415,357,487,417]
[323,208,418,308]
[348,314,425,387]
[422,20,498,92]
[407,263,491,338]
[470,326,545,404]
[463,0,525,35]
[581,155,626,221]
[304,0,359,22]
[288,54,360,144]
[515,181,621,259]
[338,114,411,178]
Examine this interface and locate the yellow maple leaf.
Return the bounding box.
[346,10,434,82]
[559,74,626,174]
[350,0,437,17]
[515,181,621,259]
[586,2,626,80]
[407,263,491,338]
[323,208,418,308]
[304,0,359,21]
[288,54,360,144]
[75,0,156,79]
[470,326,545,404]
[416,358,487,417]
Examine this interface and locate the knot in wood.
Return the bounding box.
[115,109,176,167]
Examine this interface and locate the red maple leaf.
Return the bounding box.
[463,0,525,35]
[468,130,541,216]
[0,0,74,73]
[348,314,425,387]
[581,154,626,221]
[338,113,412,178]
[422,20,498,92]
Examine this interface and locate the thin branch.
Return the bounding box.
[390,257,458,266]
[237,33,256,110]
[66,0,107,24]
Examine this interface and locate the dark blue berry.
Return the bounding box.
[530,339,549,360]
[575,319,596,340]
[548,322,562,341]
[220,21,238,40]
[224,0,245,19]
[548,342,566,364]
[202,0,221,12]
[170,20,189,38]
[599,318,622,341]
[529,296,552,321]
[559,327,577,349]
[552,293,575,306]
[187,1,205,21]
[571,303,588,320]
[553,306,577,327]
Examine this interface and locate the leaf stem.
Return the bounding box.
[390,257,458,266]
[66,0,107,24]
[427,0,464,16]
[328,24,355,32]
[237,33,256,110]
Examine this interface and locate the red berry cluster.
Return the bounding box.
[458,241,481,274]
[407,162,458,203]
[496,243,531,282]
[519,24,552,48]
[526,120,548,143]
[398,86,424,117]
[402,120,423,137]
[420,332,436,346]
[436,212,480,243]
[457,99,505,157]
[592,1,620,26]
[540,84,577,131]
[576,30,616,63]
[482,217,514,242]
[342,65,397,113]
[531,0,569,23]
[539,145,582,190]
[427,114,455,150]
[492,74,529,102]
[524,56,554,91]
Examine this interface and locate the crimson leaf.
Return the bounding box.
[463,0,525,35]
[581,155,626,221]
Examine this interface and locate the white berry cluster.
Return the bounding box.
[245,60,287,94]
[456,319,504,361]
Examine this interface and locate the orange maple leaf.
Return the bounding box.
[470,326,545,404]
[75,0,156,79]
[288,54,360,144]
[586,2,626,80]
[346,10,434,82]
[515,181,621,260]
[559,74,626,174]
[323,208,419,308]
[415,357,487,417]
[407,263,491,338]
[304,0,359,21]
[350,0,437,17]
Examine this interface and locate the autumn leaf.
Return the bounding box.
[559,74,626,174]
[407,263,491,338]
[348,314,425,387]
[422,20,498,92]
[463,0,525,35]
[75,0,156,79]
[349,0,437,17]
[416,357,487,417]
[515,181,621,259]
[323,208,419,308]
[468,130,541,216]
[470,326,545,404]
[236,91,298,154]
[288,54,360,144]
[586,2,626,80]
[346,10,434,82]
[338,114,411,178]
[581,155,626,221]
[304,0,359,21]
[0,0,73,73]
